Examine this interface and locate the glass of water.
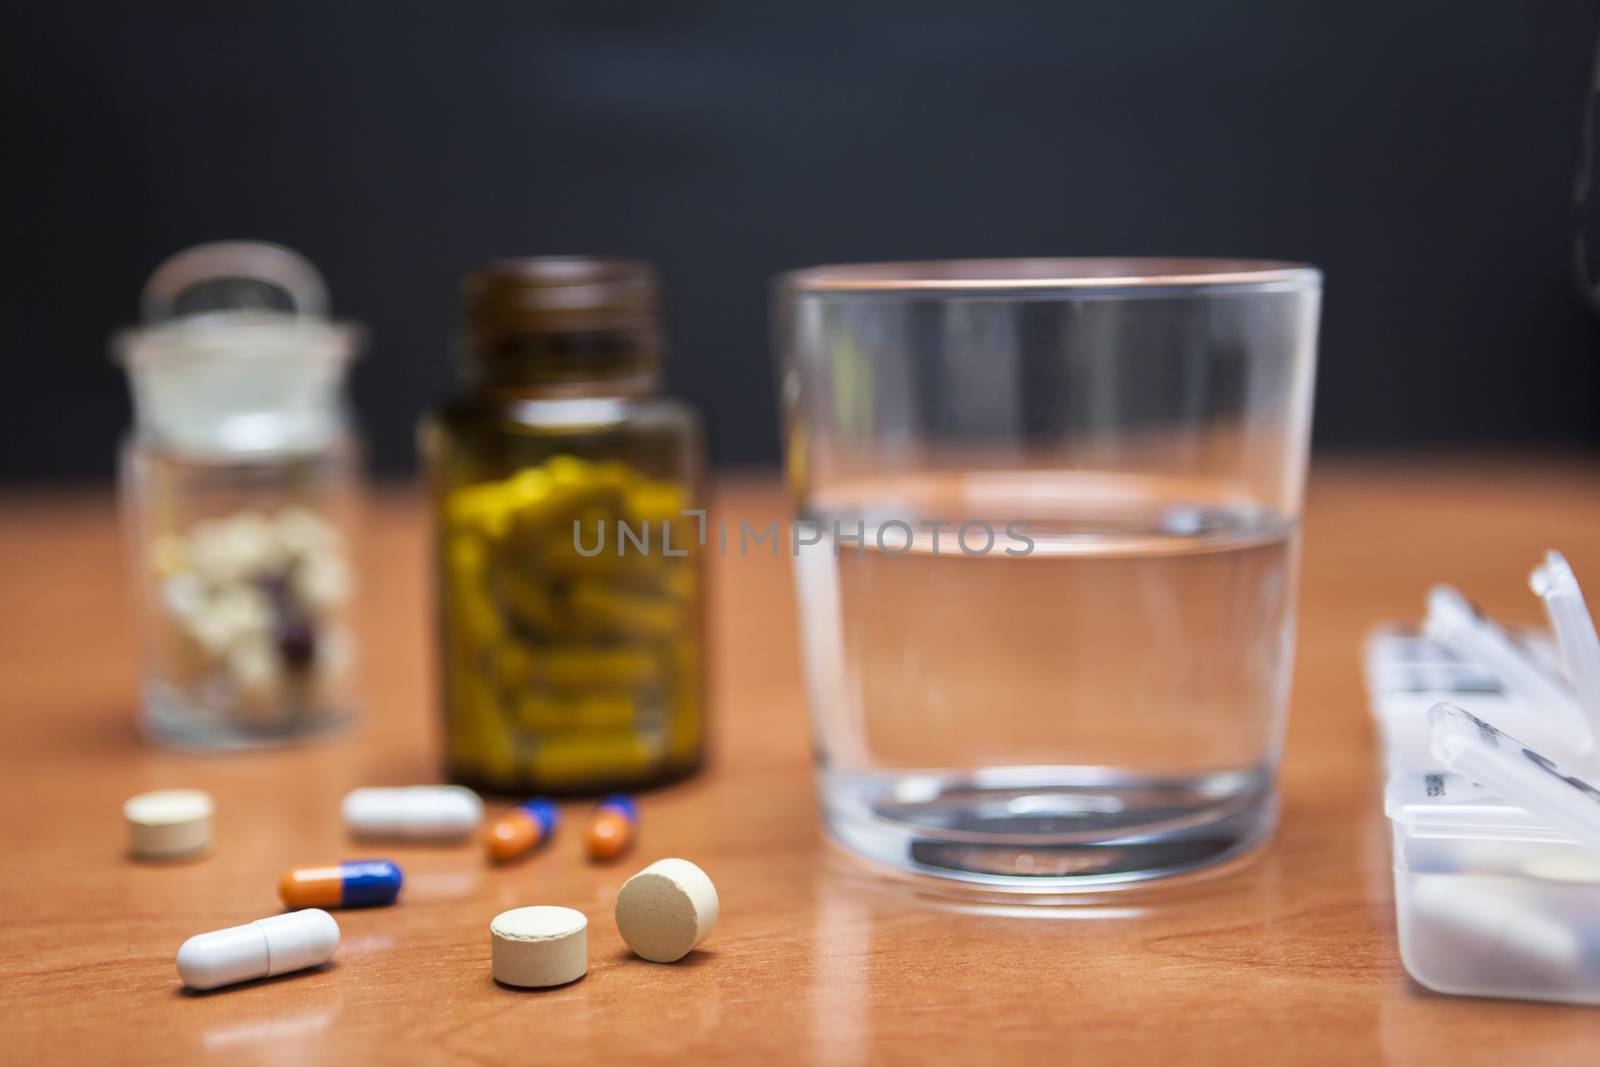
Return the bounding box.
[775,258,1320,890]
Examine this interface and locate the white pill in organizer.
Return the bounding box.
[177,910,340,991]
[342,785,483,841]
[124,789,214,860]
[614,858,719,963]
[490,906,588,988]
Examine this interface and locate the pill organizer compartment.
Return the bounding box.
[1387,700,1600,1005]
[1387,773,1600,1004]
[1372,558,1600,1004]
[1364,624,1561,776]
[1368,568,1600,779]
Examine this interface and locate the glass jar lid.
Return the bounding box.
[115,242,362,458]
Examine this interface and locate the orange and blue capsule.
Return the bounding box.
[485,797,559,862]
[586,794,637,861]
[277,859,403,909]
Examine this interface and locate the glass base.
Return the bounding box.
[819,766,1277,892]
[141,680,353,752]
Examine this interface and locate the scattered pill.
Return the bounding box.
[486,798,559,862]
[124,789,214,860]
[342,786,483,842]
[278,860,404,909]
[490,906,588,988]
[614,858,718,963]
[585,794,637,862]
[177,909,340,991]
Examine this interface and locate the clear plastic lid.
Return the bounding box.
[1423,585,1593,769]
[1531,551,1600,740]
[1425,702,1600,860]
[1385,771,1568,839]
[115,242,361,458]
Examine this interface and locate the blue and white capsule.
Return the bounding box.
[278,859,404,909]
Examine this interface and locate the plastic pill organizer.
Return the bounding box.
[1365,551,1600,1004]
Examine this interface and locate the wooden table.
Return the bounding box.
[4,460,1600,1065]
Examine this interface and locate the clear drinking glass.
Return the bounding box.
[775,258,1321,890]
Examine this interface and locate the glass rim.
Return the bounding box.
[780,257,1320,292]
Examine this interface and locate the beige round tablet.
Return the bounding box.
[124,789,214,860]
[614,858,719,963]
[490,906,588,988]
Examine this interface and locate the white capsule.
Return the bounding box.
[342,786,483,841]
[294,554,351,611]
[213,586,273,646]
[228,636,281,690]
[188,514,282,586]
[276,506,341,559]
[177,909,339,990]
[161,572,206,621]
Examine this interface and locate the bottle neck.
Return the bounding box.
[460,325,662,397]
[456,256,666,397]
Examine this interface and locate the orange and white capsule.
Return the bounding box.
[278,860,403,908]
[586,795,637,862]
[485,798,559,863]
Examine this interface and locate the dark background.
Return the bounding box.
[4,1,1599,482]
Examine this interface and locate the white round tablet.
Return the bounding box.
[614,858,718,963]
[124,789,214,860]
[490,906,588,988]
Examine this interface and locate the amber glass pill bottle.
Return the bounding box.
[423,258,706,793]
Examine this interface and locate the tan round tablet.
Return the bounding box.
[490,906,588,988]
[124,789,214,859]
[614,858,719,963]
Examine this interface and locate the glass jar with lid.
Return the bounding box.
[116,241,363,749]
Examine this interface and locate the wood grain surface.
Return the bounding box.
[3,459,1600,1065]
